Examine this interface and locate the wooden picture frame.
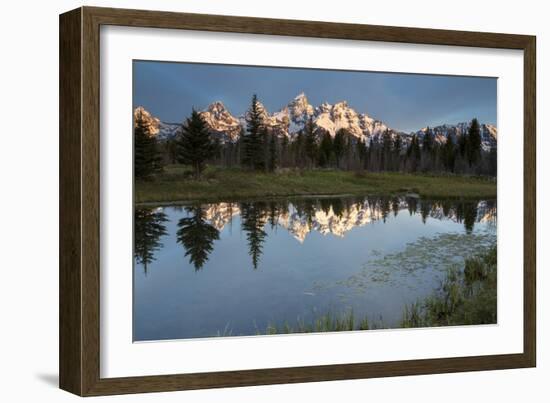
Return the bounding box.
[59,6,536,396]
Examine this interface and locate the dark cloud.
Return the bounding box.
[133,61,497,132]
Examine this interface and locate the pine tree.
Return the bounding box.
[423,127,434,153]
[319,132,333,167]
[268,131,278,172]
[304,117,318,167]
[176,109,217,179]
[488,146,497,176]
[393,135,402,171]
[458,129,468,158]
[441,132,456,172]
[367,138,374,170]
[381,129,393,171]
[134,109,163,180]
[357,138,368,169]
[294,130,305,168]
[421,126,436,171]
[280,134,289,168]
[242,94,265,170]
[333,129,347,169]
[466,118,482,167]
[407,134,421,172]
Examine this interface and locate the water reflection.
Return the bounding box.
[176,206,220,271]
[134,196,496,272]
[133,208,168,274]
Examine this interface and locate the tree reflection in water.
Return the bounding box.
[240,202,268,269]
[136,196,496,272]
[176,205,220,271]
[134,208,168,274]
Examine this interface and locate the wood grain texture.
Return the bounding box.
[59,6,537,396]
[59,8,82,396]
[523,37,537,367]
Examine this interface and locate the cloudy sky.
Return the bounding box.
[133,60,497,133]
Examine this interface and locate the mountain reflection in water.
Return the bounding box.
[135,196,496,272]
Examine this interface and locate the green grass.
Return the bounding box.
[401,246,497,328]
[260,310,372,335]
[135,165,496,204]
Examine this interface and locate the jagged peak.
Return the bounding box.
[133,106,160,136]
[333,100,349,109]
[207,100,227,111]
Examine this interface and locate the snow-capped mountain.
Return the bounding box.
[415,122,498,151]
[134,92,497,149]
[200,101,242,142]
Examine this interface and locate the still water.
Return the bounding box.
[133,195,496,341]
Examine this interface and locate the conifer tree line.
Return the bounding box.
[134,95,497,180]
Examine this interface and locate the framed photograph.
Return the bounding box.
[59,6,536,396]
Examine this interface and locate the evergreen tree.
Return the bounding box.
[423,127,434,153]
[333,129,347,168]
[237,126,247,166]
[293,130,305,167]
[441,132,456,172]
[280,134,289,168]
[357,138,368,169]
[381,129,393,171]
[242,94,266,170]
[488,146,497,176]
[268,131,278,172]
[466,118,482,167]
[134,109,163,179]
[458,129,468,158]
[367,138,374,170]
[319,132,333,167]
[176,109,217,179]
[422,126,435,170]
[407,134,421,172]
[393,135,402,171]
[304,117,318,167]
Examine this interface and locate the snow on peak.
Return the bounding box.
[415,121,497,150]
[201,101,241,142]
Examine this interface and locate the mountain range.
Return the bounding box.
[134,92,497,150]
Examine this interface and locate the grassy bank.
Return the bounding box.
[401,246,497,328]
[262,310,372,335]
[135,165,496,204]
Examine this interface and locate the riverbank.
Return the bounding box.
[135,165,497,204]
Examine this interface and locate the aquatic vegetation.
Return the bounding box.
[401,246,497,327]
[331,230,497,293]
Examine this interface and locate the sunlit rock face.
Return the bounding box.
[197,198,496,243]
[200,102,242,143]
[134,95,497,149]
[202,202,240,231]
[134,106,160,137]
